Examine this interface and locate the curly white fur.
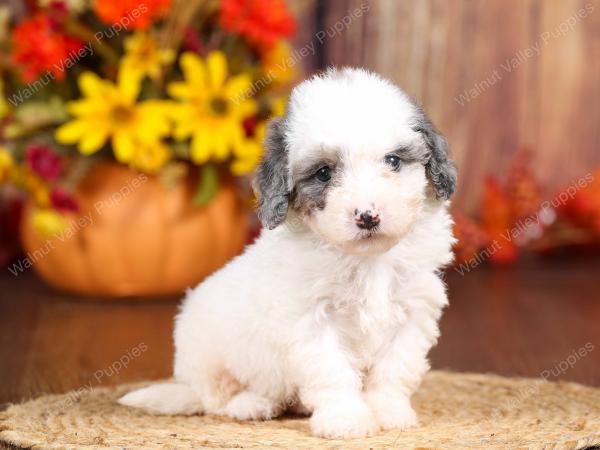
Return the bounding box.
[120,68,456,439]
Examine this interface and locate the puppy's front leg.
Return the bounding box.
[290,317,378,439]
[365,275,448,431]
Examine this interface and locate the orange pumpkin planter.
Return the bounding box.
[20,162,248,298]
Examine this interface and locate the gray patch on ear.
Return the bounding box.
[412,109,457,200]
[391,144,430,164]
[253,116,290,229]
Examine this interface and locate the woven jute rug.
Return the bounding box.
[1,371,599,450]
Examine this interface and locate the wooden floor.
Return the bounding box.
[1,255,599,409]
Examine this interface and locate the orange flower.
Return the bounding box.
[480,177,519,265]
[94,0,171,30]
[558,169,600,234]
[219,0,296,49]
[11,14,84,83]
[452,212,488,266]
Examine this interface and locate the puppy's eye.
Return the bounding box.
[315,166,332,182]
[384,154,402,171]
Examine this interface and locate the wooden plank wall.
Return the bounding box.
[291,0,600,213]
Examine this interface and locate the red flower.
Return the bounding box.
[50,188,79,212]
[220,0,296,49]
[11,14,84,83]
[94,0,171,30]
[25,144,62,182]
[183,27,204,54]
[242,116,259,138]
[47,1,70,17]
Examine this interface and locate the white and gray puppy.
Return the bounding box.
[120,68,457,439]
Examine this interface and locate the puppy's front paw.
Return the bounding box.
[223,391,277,420]
[310,397,378,439]
[365,390,418,431]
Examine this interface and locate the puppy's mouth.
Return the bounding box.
[355,226,382,240]
[343,227,397,255]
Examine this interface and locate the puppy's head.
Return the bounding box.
[255,68,456,255]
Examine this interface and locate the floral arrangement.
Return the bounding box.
[0,0,296,235]
[453,150,600,269]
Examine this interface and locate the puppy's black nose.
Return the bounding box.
[355,211,380,230]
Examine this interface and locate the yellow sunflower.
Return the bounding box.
[122,32,175,81]
[7,164,50,208]
[55,65,170,163]
[231,122,266,175]
[271,97,287,117]
[32,209,67,238]
[130,139,171,174]
[229,99,287,175]
[0,147,13,182]
[11,166,50,206]
[167,51,257,165]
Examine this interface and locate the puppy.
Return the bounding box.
[119,68,457,439]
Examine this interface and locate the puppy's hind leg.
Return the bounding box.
[118,382,203,415]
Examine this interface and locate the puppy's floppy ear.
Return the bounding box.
[413,115,457,200]
[254,116,290,229]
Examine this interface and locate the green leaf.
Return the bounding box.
[170,141,190,159]
[15,97,68,128]
[159,162,189,191]
[193,164,219,206]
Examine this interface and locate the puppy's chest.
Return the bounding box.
[324,262,408,362]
